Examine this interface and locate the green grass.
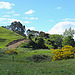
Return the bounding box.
[0,27,25,48]
[0,48,75,75]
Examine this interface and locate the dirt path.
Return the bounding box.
[7,39,29,49]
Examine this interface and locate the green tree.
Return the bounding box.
[49,34,63,48]
[62,36,75,47]
[36,37,45,48]
[10,21,25,36]
[63,27,75,38]
[28,33,34,41]
[39,31,45,37]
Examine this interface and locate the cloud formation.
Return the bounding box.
[25,10,35,14]
[13,14,20,16]
[50,20,54,22]
[48,21,75,39]
[3,15,11,17]
[56,7,62,9]
[0,18,22,25]
[63,18,75,21]
[48,21,75,34]
[29,17,38,20]
[24,21,30,24]
[0,2,14,9]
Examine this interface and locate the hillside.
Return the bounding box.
[0,27,25,48]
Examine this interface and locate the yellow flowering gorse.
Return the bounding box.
[5,49,18,55]
[52,45,75,61]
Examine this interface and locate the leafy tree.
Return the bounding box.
[63,27,75,38]
[39,31,45,37]
[62,36,75,47]
[49,34,63,48]
[27,29,39,37]
[35,37,45,48]
[28,33,35,41]
[45,38,57,49]
[26,29,31,35]
[39,31,49,38]
[10,21,25,36]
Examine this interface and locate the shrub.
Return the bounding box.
[5,49,18,55]
[45,44,54,49]
[52,45,75,61]
[27,54,49,62]
[0,51,5,57]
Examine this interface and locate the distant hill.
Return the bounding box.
[0,27,25,48]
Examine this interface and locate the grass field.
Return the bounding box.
[0,27,75,75]
[0,48,75,75]
[0,27,25,48]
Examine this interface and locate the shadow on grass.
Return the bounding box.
[0,38,6,42]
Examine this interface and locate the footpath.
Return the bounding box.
[6,39,29,49]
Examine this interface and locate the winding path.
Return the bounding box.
[7,39,29,49]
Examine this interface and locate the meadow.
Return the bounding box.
[0,27,24,48]
[0,27,75,75]
[0,48,75,75]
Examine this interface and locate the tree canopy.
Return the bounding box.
[10,21,25,36]
[63,27,75,38]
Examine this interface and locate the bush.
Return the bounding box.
[19,42,30,48]
[0,51,5,57]
[52,45,75,61]
[45,44,54,49]
[5,49,18,55]
[27,54,49,62]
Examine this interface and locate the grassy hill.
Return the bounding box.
[0,27,25,48]
[0,48,75,75]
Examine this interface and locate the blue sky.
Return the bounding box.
[0,0,75,38]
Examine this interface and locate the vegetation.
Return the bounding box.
[63,27,75,38]
[5,49,18,55]
[62,36,75,47]
[52,45,75,61]
[0,27,25,48]
[0,48,75,75]
[0,22,75,75]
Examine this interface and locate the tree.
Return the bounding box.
[49,34,63,48]
[63,27,75,38]
[62,36,75,47]
[27,29,39,37]
[39,31,49,38]
[28,33,34,41]
[26,29,31,35]
[35,37,45,48]
[10,21,25,36]
[39,31,45,37]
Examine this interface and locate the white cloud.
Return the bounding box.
[0,18,7,21]
[3,15,11,17]
[24,21,30,24]
[0,18,22,24]
[7,19,22,23]
[25,10,35,14]
[7,10,15,14]
[56,7,62,9]
[50,20,54,22]
[13,14,20,16]
[26,27,35,30]
[29,17,38,20]
[35,17,38,20]
[63,18,75,21]
[0,2,14,9]
[48,21,75,39]
[24,17,28,19]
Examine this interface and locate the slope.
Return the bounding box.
[0,27,25,48]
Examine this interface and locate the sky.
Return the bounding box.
[0,0,75,39]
